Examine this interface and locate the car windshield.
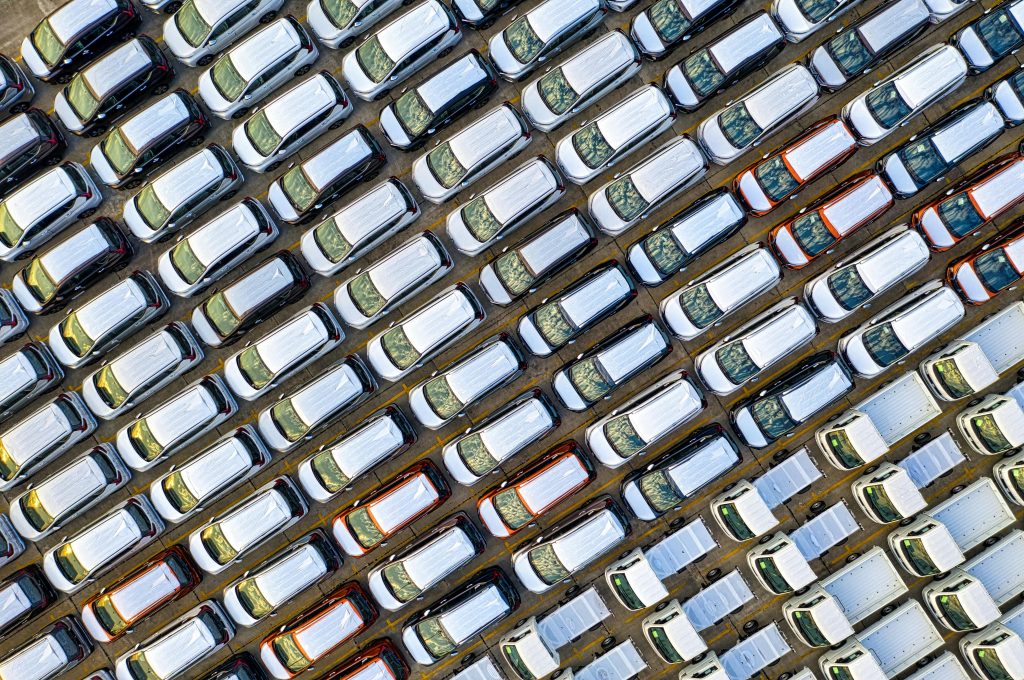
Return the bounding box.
[755,156,800,202]
[92,593,128,637]
[270,399,308,443]
[175,1,212,48]
[824,430,861,468]
[791,610,829,647]
[683,50,725,97]
[201,524,238,564]
[416,617,456,659]
[504,16,544,64]
[939,193,985,238]
[572,123,616,169]
[31,20,64,66]
[649,0,691,43]
[975,249,1020,292]
[458,433,498,476]
[23,259,56,303]
[865,83,912,129]
[570,357,613,403]
[606,176,649,222]
[720,104,763,149]
[679,284,723,328]
[126,655,160,680]
[380,327,420,370]
[356,36,396,84]
[538,68,578,115]
[827,267,873,311]
[639,469,682,512]
[238,346,274,390]
[102,129,140,175]
[66,76,100,119]
[135,185,171,230]
[863,482,902,522]
[534,302,575,348]
[648,626,685,664]
[643,230,685,276]
[55,543,89,584]
[282,167,319,212]
[426,143,467,189]
[494,251,534,296]
[972,414,1011,453]
[161,471,200,513]
[128,418,164,462]
[323,0,359,28]
[977,8,1024,57]
[796,0,839,22]
[170,240,206,285]
[394,90,434,137]
[791,212,835,256]
[347,507,385,548]
[528,543,569,585]
[938,594,976,630]
[94,364,130,409]
[203,293,241,338]
[0,203,24,248]
[382,562,420,603]
[494,489,533,529]
[828,29,872,76]
[236,577,274,619]
[313,218,352,264]
[423,376,464,420]
[899,138,946,185]
[862,322,908,367]
[931,357,973,399]
[462,197,503,243]
[272,634,311,674]
[716,502,754,540]
[245,111,282,157]
[603,414,646,458]
[19,490,54,532]
[212,57,247,102]
[310,450,349,493]
[750,396,797,439]
[348,272,387,318]
[59,313,94,357]
[716,341,759,383]
[609,572,646,610]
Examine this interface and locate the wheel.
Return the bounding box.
[197,54,214,67]
[772,448,791,464]
[295,64,312,77]
[220,189,238,202]
[328,119,344,130]
[87,126,108,138]
[79,208,97,219]
[723,481,737,492]
[618,550,631,560]
[917,656,933,669]
[163,0,182,12]
[373,88,392,101]
[810,500,827,515]
[438,46,454,59]
[188,135,205,148]
[339,36,356,48]
[565,584,580,599]
[669,516,685,529]
[601,637,616,650]
[845,551,861,564]
[9,102,29,114]
[984,535,1000,547]
[951,484,966,495]
[152,83,170,96]
[967,397,983,407]
[231,107,250,120]
[656,601,670,612]
[881,604,896,616]
[265,161,282,173]
[461,653,476,666]
[779,673,793,680]
[899,517,914,526]
[914,432,933,446]
[759,533,773,545]
[56,72,74,84]
[123,178,143,190]
[514,619,526,628]
[472,96,492,110]
[45,155,61,166]
[865,464,879,474]
[259,10,277,23]
[707,568,722,582]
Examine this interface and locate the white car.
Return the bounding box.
[148,426,270,523]
[42,496,163,594]
[81,322,203,419]
[0,342,63,424]
[257,356,375,451]
[488,0,607,81]
[113,602,234,680]
[157,198,278,298]
[307,0,406,49]
[630,0,743,58]
[772,0,862,41]
[366,284,485,381]
[954,0,1024,71]
[223,303,343,401]
[555,85,675,185]
[0,393,96,492]
[0,515,24,569]
[411,104,531,203]
[0,618,91,680]
[188,477,307,574]
[114,375,237,471]
[989,67,1024,123]
[162,0,286,67]
[0,567,52,638]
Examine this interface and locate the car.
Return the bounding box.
[843,44,968,145]
[478,208,597,305]
[589,136,708,236]
[512,496,630,593]
[489,0,606,81]
[342,0,461,101]
[442,389,560,484]
[157,198,278,297]
[79,546,201,643]
[412,103,531,203]
[552,316,672,411]
[879,100,1005,197]
[660,243,782,340]
[838,280,965,377]
[315,640,410,680]
[0,342,63,423]
[625,189,746,286]
[332,460,450,557]
[8,444,129,541]
[520,30,641,132]
[12,218,133,315]
[402,568,520,665]
[121,144,244,243]
[0,567,54,638]
[769,172,894,269]
[804,225,931,322]
[0,162,102,262]
[223,303,343,401]
[201,655,265,680]
[113,602,234,680]
[994,449,1024,503]
[90,90,208,189]
[518,261,636,357]
[0,55,34,116]
[556,85,675,185]
[307,0,407,49]
[232,72,352,173]
[267,125,386,225]
[257,356,375,451]
[409,335,526,429]
[664,12,786,111]
[81,322,203,419]
[0,392,96,492]
[0,516,23,568]
[378,50,498,150]
[300,177,420,276]
[621,424,741,519]
[697,64,820,164]
[772,0,861,41]
[367,513,485,611]
[447,156,564,255]
[366,283,485,381]
[42,496,163,593]
[695,298,818,395]
[297,405,415,502]
[478,442,594,538]
[0,618,91,680]
[334,231,451,329]
[948,221,1024,304]
[732,116,858,214]
[53,36,174,137]
[259,582,377,679]
[149,425,269,523]
[808,0,931,90]
[21,0,141,83]
[988,66,1024,123]
[630,0,745,59]
[114,375,237,471]
[452,0,526,28]
[0,110,66,196]
[188,476,307,574]
[0,291,28,346]
[222,531,340,627]
[163,0,286,67]
[955,0,1024,71]
[914,152,1024,250]
[730,351,854,448]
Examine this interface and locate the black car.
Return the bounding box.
[450,0,526,28]
[0,110,66,196]
[202,653,265,680]
[0,567,56,640]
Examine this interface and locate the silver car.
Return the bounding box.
[630,0,743,58]
[0,289,29,345]
[163,0,286,67]
[988,67,1024,123]
[307,0,406,49]
[488,0,607,81]
[0,55,33,117]
[113,602,234,680]
[954,0,1024,71]
[0,392,96,492]
[0,342,63,424]
[0,618,90,680]
[773,0,862,41]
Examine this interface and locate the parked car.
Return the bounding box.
[630,0,746,58]
[954,0,1024,71]
[8,444,128,541]
[660,243,782,340]
[804,225,931,322]
[0,162,102,262]
[332,461,450,557]
[257,356,375,451]
[988,67,1024,123]
[79,546,200,643]
[0,110,66,195]
[0,516,23,568]
[0,342,63,423]
[113,602,234,680]
[412,103,531,203]
[770,172,894,269]
[188,476,307,574]
[0,567,54,638]
[843,44,968,144]
[0,618,91,680]
[452,0,527,28]
[0,392,96,491]
[42,496,163,593]
[772,0,862,41]
[267,125,386,225]
[201,655,265,680]
[488,0,607,81]
[730,351,854,448]
[378,50,498,150]
[838,281,965,377]
[149,425,270,523]
[318,640,409,680]
[0,290,28,345]
[307,0,407,49]
[114,374,237,471]
[122,144,244,243]
[163,0,285,67]
[926,0,978,21]
[947,221,1024,303]
[698,64,819,164]
[0,54,34,116]
[54,37,173,137]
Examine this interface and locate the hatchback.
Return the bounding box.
[0,110,66,196]
[307,0,407,49]
[948,221,1024,304]
[113,602,234,680]
[0,290,28,345]
[0,342,63,423]
[0,618,91,680]
[163,0,285,67]
[0,567,54,638]
[772,0,861,41]
[631,0,745,58]
[489,0,606,80]
[0,55,34,116]
[0,392,95,492]
[955,0,1024,71]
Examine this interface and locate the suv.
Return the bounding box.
[488,0,606,81]
[0,342,63,423]
[0,618,92,680]
[0,110,66,196]
[631,0,744,58]
[163,0,286,67]
[955,0,1024,71]
[307,0,407,49]
[0,392,96,491]
[0,55,34,116]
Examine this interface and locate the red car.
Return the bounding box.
[947,220,1024,304]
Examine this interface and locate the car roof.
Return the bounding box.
[705,247,780,308]
[38,223,111,284]
[551,508,625,572]
[194,0,250,24]
[0,630,68,677]
[595,85,672,150]
[227,20,302,82]
[107,560,181,622]
[710,13,782,74]
[292,599,363,659]
[668,192,746,253]
[744,65,818,129]
[855,230,929,292]
[76,277,149,339]
[404,525,477,587]
[143,615,217,674]
[518,212,591,273]
[251,544,326,605]
[626,137,704,203]
[1003,233,1024,272]
[47,0,118,43]
[560,31,636,93]
[820,175,891,234]
[416,53,490,115]
[448,106,525,168]
[445,340,519,403]
[783,118,856,181]
[72,504,143,570]
[84,39,154,99]
[440,583,510,644]
[0,351,37,399]
[664,436,739,496]
[120,94,191,150]
[596,322,665,383]
[681,0,732,21]
[378,1,451,59]
[144,381,219,443]
[218,487,291,549]
[892,45,966,110]
[186,203,261,266]
[402,288,476,354]
[264,75,340,135]
[743,305,816,366]
[970,157,1024,217]
[0,114,45,161]
[223,256,294,318]
[152,147,227,210]
[526,0,601,43]
[179,437,253,500]
[5,166,79,225]
[302,129,376,190]
[560,267,632,327]
[517,454,587,512]
[110,329,183,393]
[290,361,363,427]
[477,397,552,458]
[482,158,560,223]
[889,286,963,349]
[859,0,930,52]
[331,413,406,478]
[253,308,330,375]
[627,379,702,443]
[1,401,72,468]
[931,102,1004,163]
[781,361,850,421]
[366,235,444,301]
[332,180,409,246]
[367,472,438,533]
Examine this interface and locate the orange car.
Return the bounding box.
[320,639,410,680]
[947,220,1024,304]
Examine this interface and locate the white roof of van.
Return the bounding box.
[6,166,78,226]
[628,379,702,443]
[932,103,1004,163]
[518,212,591,274]
[84,39,153,99]
[782,362,850,421]
[194,0,249,24]
[151,147,226,211]
[482,158,559,224]
[705,248,780,309]
[332,180,408,248]
[0,115,43,162]
[76,277,149,343]
[120,94,190,150]
[303,129,375,190]
[227,20,301,82]
[783,119,856,183]
[627,136,704,203]
[890,287,963,350]
[366,235,443,300]
[186,203,261,267]
[1004,234,1024,272]
[1,401,71,467]
[37,223,110,284]
[178,436,252,500]
[551,508,625,573]
[449,106,524,168]
[0,352,36,405]
[222,256,293,318]
[401,288,476,354]
[527,0,601,43]
[33,454,107,526]
[264,75,339,135]
[745,66,818,129]
[145,381,218,446]
[290,362,363,428]
[367,473,438,533]
[0,631,68,679]
[49,0,117,42]
[666,436,738,496]
[856,230,929,291]
[405,526,477,589]
[970,157,1024,217]
[596,86,671,150]
[218,487,291,551]
[682,0,731,21]
[893,46,966,110]
[859,0,930,52]
[251,543,326,606]
[517,454,588,513]
[477,397,552,459]
[110,329,181,393]
[743,305,815,366]
[820,175,891,235]
[560,267,632,327]
[73,504,142,570]
[440,584,510,644]
[418,53,489,114]
[711,14,782,74]
[253,308,330,375]
[331,414,405,479]
[560,31,636,93]
[445,341,519,404]
[378,1,450,60]
[109,560,181,622]
[669,193,745,253]
[292,600,362,660]
[597,323,665,384]
[143,615,217,675]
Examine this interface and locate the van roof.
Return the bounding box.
[120,94,191,150]
[0,633,67,679]
[144,381,219,445]
[783,118,856,182]
[970,157,1024,217]
[331,413,406,479]
[194,0,249,24]
[186,202,261,267]
[705,247,780,309]
[37,223,111,284]
[73,504,143,570]
[551,508,625,573]
[222,256,294,318]
[253,308,330,375]
[404,525,477,588]
[821,175,891,234]
[333,180,409,247]
[560,31,636,93]
[710,13,782,74]
[0,114,45,162]
[626,136,704,204]
[595,85,672,151]
[893,46,967,110]
[303,129,376,190]
[179,436,252,500]
[668,193,746,254]
[627,378,702,443]
[401,288,476,354]
[518,212,591,274]
[481,158,559,223]
[292,599,363,660]
[144,615,217,674]
[440,583,510,644]
[108,560,181,622]
[290,361,363,428]
[367,472,438,533]
[596,323,665,384]
[561,267,632,327]
[665,436,740,497]
[932,103,1004,164]
[84,39,154,100]
[526,0,601,43]
[0,351,36,401]
[378,1,451,60]
[110,329,183,393]
[745,65,818,130]
[48,0,117,43]
[151,147,227,211]
[859,0,930,52]
[252,543,326,605]
[366,235,443,300]
[417,53,490,114]
[782,361,850,421]
[517,454,588,512]
[743,305,816,366]
[2,401,72,468]
[890,286,964,351]
[76,277,149,342]
[449,106,524,168]
[264,75,340,135]
[227,20,302,82]
[218,487,291,550]
[5,165,79,226]
[856,230,929,293]
[1003,233,1024,272]
[477,397,552,458]
[445,340,519,403]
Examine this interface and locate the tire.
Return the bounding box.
[188,136,204,147]
[295,64,312,77]
[899,517,914,526]
[601,637,616,650]
[259,10,277,24]
[723,481,737,492]
[772,448,791,464]
[79,208,97,219]
[197,54,214,67]
[339,36,356,49]
[656,601,669,612]
[438,46,454,59]
[951,484,966,496]
[967,397,983,407]
[914,432,933,446]
[373,88,391,102]
[265,161,282,173]
[231,107,250,120]
[881,604,896,616]
[163,0,182,12]
[984,535,1000,547]
[845,551,861,564]
[707,568,723,582]
[45,155,61,166]
[152,83,170,96]
[123,178,143,190]
[328,119,344,130]
[810,500,826,515]
[669,516,686,529]
[865,464,880,474]
[87,126,108,138]
[10,102,29,114]
[759,533,774,545]
[565,584,580,599]
[220,189,238,202]
[461,653,476,666]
